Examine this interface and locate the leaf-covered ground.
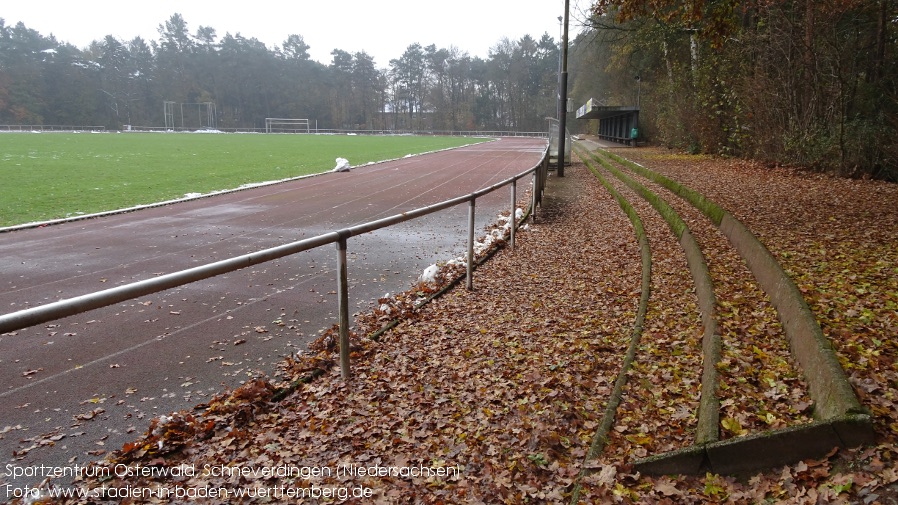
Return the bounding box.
[28,144,898,504]
[585,148,814,447]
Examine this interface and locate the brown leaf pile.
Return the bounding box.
[35,146,898,504]
[580,149,898,502]
[593,151,814,445]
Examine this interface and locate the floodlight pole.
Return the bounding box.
[557,0,570,177]
[556,16,563,120]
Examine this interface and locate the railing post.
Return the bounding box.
[335,233,351,380]
[531,171,538,223]
[467,198,476,290]
[510,180,517,250]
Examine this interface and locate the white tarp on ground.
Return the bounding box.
[332,157,351,172]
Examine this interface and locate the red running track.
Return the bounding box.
[0,137,547,487]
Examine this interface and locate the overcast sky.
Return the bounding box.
[2,0,590,66]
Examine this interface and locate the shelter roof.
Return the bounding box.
[576,99,639,120]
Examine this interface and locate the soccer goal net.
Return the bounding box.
[164,101,217,130]
[265,118,311,133]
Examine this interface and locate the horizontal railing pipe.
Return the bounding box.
[0,233,339,334]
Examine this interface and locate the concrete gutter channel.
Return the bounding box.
[573,144,873,477]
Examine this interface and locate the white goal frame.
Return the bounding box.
[164,101,217,130]
[265,118,311,133]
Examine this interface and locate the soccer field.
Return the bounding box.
[0,133,491,227]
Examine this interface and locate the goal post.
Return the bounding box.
[265,118,311,133]
[163,101,216,130]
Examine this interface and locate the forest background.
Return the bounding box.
[1,0,895,180]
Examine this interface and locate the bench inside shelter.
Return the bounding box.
[576,99,640,146]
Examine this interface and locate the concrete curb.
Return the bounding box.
[635,414,873,476]
[586,148,723,448]
[571,149,652,504]
[680,229,722,445]
[719,214,867,421]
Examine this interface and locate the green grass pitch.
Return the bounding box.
[0,133,490,227]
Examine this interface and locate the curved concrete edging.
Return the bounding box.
[603,150,868,421]
[585,148,722,447]
[599,149,874,475]
[578,152,652,456]
[679,229,723,445]
[719,214,867,422]
[569,150,652,504]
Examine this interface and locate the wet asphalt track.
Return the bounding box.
[0,137,547,489]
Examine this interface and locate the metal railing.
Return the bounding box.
[120,127,550,137]
[0,125,548,137]
[0,125,106,132]
[0,146,550,379]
